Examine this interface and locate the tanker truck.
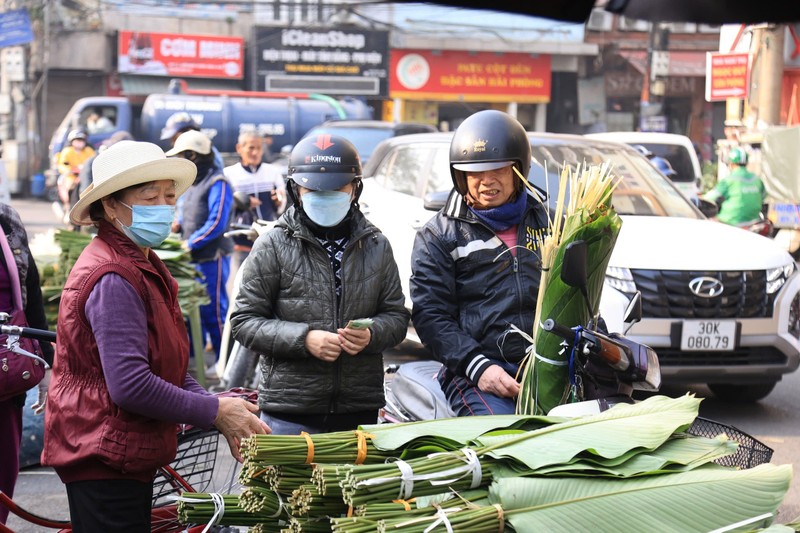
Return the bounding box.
[47,79,373,185]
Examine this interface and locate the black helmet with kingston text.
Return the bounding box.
[288,134,362,191]
[449,110,531,196]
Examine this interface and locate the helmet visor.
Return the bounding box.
[290,171,355,191]
[452,161,514,172]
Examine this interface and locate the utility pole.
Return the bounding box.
[756,24,785,126]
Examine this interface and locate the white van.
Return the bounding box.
[586,132,702,201]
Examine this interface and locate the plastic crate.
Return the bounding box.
[152,426,219,507]
[686,417,773,469]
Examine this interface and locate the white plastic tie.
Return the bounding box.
[269,491,284,518]
[424,506,456,533]
[395,459,415,500]
[426,448,483,488]
[203,492,225,533]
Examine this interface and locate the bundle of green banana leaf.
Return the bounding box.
[515,161,622,416]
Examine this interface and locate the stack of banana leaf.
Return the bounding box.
[36,230,209,327]
[176,394,797,533]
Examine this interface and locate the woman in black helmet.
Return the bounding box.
[410,110,551,416]
[230,134,409,434]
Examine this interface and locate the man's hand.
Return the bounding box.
[215,397,270,463]
[477,364,520,398]
[305,330,343,362]
[337,326,371,355]
[32,369,50,415]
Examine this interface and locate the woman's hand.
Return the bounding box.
[337,326,371,355]
[215,397,270,462]
[305,330,343,362]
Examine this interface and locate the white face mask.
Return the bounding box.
[301,191,352,227]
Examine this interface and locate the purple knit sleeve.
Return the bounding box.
[85,273,219,428]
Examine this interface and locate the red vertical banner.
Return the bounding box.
[705,52,749,101]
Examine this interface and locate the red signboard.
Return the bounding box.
[705,52,749,101]
[118,31,244,79]
[390,50,551,103]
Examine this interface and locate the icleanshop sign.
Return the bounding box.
[254,27,389,96]
[705,52,749,102]
[390,50,551,103]
[118,31,244,79]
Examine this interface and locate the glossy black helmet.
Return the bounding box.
[449,110,531,196]
[288,134,362,191]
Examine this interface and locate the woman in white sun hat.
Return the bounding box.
[41,141,270,532]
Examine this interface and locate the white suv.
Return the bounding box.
[361,132,800,402]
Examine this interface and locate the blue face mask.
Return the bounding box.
[301,191,352,227]
[117,202,175,248]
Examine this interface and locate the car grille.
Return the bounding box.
[631,269,774,319]
[656,346,787,367]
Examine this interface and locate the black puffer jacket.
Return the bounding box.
[230,206,409,415]
[410,189,550,385]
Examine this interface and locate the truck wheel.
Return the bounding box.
[707,382,776,403]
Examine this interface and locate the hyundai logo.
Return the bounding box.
[689,276,724,298]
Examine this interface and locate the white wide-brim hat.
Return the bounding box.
[70,141,196,226]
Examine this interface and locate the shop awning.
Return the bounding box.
[619,50,708,77]
[119,75,243,96]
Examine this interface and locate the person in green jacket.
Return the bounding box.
[703,147,766,225]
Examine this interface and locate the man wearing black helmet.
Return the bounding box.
[410,110,550,416]
[230,134,409,434]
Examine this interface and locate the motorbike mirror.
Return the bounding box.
[623,291,643,334]
[560,240,588,289]
[233,191,251,212]
[423,190,450,211]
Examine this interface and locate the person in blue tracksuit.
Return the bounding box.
[167,130,234,372]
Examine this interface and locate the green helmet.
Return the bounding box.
[727,147,748,165]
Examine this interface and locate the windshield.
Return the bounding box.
[309,126,394,162]
[529,140,702,219]
[637,143,696,183]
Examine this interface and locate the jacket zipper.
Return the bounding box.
[297,228,375,415]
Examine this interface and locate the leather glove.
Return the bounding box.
[32,369,50,415]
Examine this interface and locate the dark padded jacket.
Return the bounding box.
[410,189,550,386]
[230,206,410,415]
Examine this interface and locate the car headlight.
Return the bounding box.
[605,266,637,295]
[766,262,797,294]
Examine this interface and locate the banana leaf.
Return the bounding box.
[490,463,792,533]
[490,434,739,478]
[520,206,622,414]
[360,414,559,452]
[516,161,623,416]
[476,394,700,471]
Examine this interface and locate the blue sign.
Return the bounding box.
[0,9,34,48]
[640,115,668,133]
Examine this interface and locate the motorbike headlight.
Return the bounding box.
[605,267,637,295]
[766,262,797,294]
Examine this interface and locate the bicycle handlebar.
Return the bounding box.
[0,324,56,343]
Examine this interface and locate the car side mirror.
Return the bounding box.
[423,190,450,211]
[692,197,718,218]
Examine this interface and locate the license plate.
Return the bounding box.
[680,320,736,351]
